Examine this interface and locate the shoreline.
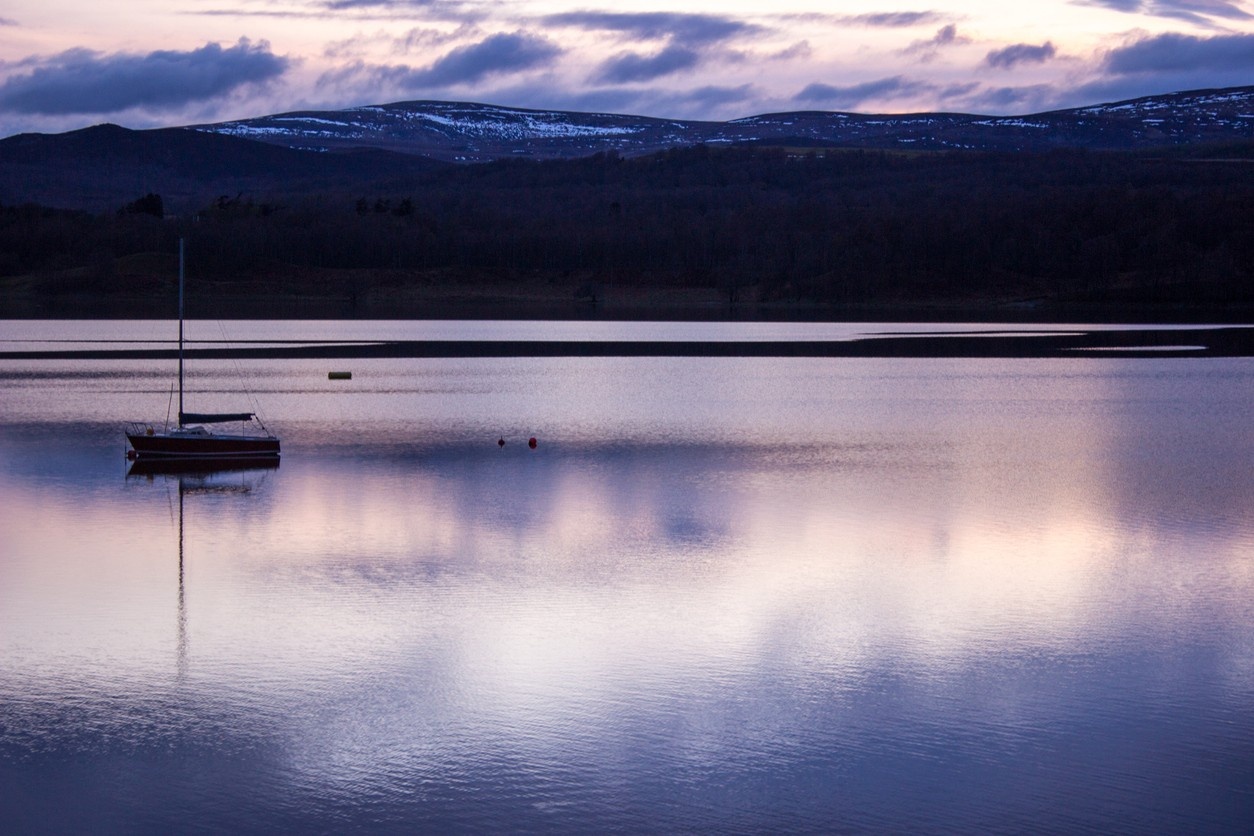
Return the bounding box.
[4,326,1252,359]
[3,285,1253,326]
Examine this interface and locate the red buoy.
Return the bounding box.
[528,437,537,449]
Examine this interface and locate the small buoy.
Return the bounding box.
[498,438,505,448]
[528,437,537,449]
[328,371,352,380]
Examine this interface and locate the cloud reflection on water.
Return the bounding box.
[1,353,1253,831]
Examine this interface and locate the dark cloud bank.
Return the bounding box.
[322,30,560,93]
[546,12,756,85]
[1104,31,1254,73]
[542,11,757,45]
[0,39,287,115]
[394,31,560,87]
[594,46,700,84]
[794,76,933,108]
[1078,0,1252,26]
[1069,31,1254,103]
[986,42,1058,69]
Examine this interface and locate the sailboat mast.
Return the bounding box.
[178,238,185,427]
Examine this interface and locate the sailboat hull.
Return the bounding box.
[127,429,280,459]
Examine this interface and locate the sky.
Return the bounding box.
[0,0,1252,136]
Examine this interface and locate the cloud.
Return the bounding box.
[669,84,756,109]
[593,45,701,84]
[930,24,964,45]
[1102,31,1254,73]
[393,23,481,54]
[318,31,561,94]
[0,39,288,115]
[985,41,1058,68]
[192,0,480,22]
[324,0,439,7]
[320,0,475,15]
[475,80,758,121]
[544,12,758,87]
[835,11,948,27]
[324,24,480,59]
[1075,0,1252,26]
[542,11,758,45]
[1056,32,1254,107]
[962,84,1058,111]
[0,16,18,26]
[793,76,934,109]
[641,83,760,119]
[193,9,331,19]
[399,30,560,87]
[772,42,813,61]
[505,86,648,115]
[904,24,971,59]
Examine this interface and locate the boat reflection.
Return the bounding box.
[127,456,281,479]
[125,457,278,680]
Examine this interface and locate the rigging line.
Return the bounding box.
[216,319,267,425]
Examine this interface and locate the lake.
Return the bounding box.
[2,320,1252,833]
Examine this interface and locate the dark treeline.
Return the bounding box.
[2,144,1252,317]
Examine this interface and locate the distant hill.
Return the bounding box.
[0,124,443,213]
[193,86,1254,161]
[0,85,1252,325]
[2,86,1252,213]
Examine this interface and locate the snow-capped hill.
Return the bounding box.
[192,87,1254,161]
[203,101,709,161]
[1072,87,1254,116]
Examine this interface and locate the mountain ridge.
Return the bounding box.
[2,91,1251,319]
[193,86,1254,161]
[2,85,1252,213]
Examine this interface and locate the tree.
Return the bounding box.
[121,193,164,219]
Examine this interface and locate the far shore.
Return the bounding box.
[3,326,1252,359]
[2,284,1252,326]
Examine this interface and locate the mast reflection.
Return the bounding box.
[126,458,279,678]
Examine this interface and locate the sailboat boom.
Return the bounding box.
[179,412,256,424]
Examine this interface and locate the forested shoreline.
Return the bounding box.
[2,145,1251,319]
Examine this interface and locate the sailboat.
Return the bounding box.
[126,239,280,461]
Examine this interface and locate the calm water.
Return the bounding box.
[2,321,1253,833]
